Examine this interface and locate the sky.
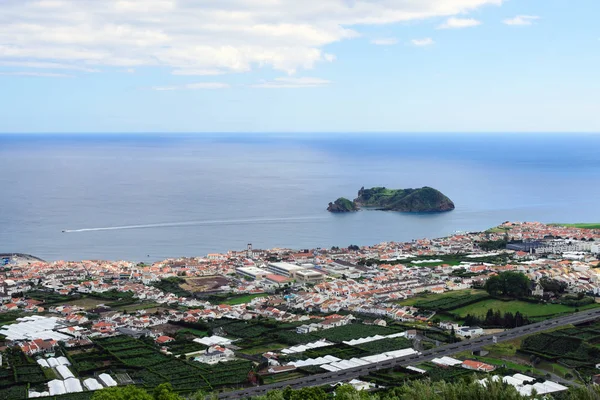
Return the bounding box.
[0,0,598,133]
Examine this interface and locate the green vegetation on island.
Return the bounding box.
[328,186,455,213]
[327,197,359,212]
[549,223,600,229]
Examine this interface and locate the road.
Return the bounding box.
[217,308,600,399]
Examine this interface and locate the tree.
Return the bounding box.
[539,277,568,295]
[484,272,531,298]
[91,386,155,400]
[334,384,371,400]
[153,384,182,400]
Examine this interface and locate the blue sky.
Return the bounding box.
[0,0,598,133]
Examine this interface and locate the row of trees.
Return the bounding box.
[463,309,531,329]
[90,380,600,400]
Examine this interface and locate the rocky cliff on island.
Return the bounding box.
[327,197,359,213]
[327,186,455,213]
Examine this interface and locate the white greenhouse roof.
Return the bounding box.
[0,316,68,341]
[83,378,104,391]
[37,359,50,368]
[64,378,83,393]
[56,365,75,380]
[193,335,232,346]
[98,373,118,387]
[48,380,66,396]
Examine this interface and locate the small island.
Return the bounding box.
[328,186,455,213]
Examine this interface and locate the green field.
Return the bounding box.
[486,226,512,233]
[113,302,160,313]
[222,293,268,305]
[452,299,599,318]
[63,297,108,310]
[397,289,487,307]
[550,223,600,229]
[238,342,289,355]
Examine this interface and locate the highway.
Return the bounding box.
[217,308,600,399]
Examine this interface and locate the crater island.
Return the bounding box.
[327,186,455,213]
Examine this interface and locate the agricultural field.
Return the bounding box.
[221,293,267,305]
[413,292,489,311]
[180,276,231,294]
[313,323,403,343]
[238,343,289,356]
[354,337,412,354]
[452,299,599,319]
[164,339,207,356]
[112,302,161,313]
[0,311,22,325]
[520,325,600,369]
[0,348,45,399]
[61,297,108,310]
[91,336,254,393]
[262,371,306,385]
[550,223,600,230]
[397,289,487,307]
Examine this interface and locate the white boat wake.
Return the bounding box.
[62,216,326,233]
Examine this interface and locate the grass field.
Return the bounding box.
[221,293,267,305]
[549,223,600,229]
[397,289,486,307]
[452,299,599,318]
[63,297,107,310]
[113,302,160,313]
[262,371,306,385]
[486,226,512,233]
[238,343,289,355]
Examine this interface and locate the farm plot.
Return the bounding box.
[520,330,600,368]
[414,293,490,311]
[93,336,253,393]
[313,324,403,343]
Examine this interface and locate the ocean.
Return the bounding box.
[1,133,599,262]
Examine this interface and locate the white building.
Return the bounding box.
[267,262,306,277]
[294,269,325,283]
[236,266,268,280]
[456,326,484,338]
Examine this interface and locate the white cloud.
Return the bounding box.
[252,77,331,88]
[0,71,71,77]
[412,38,435,47]
[0,60,97,72]
[151,82,230,91]
[371,38,399,46]
[171,69,225,76]
[437,17,482,29]
[0,0,502,75]
[503,15,541,26]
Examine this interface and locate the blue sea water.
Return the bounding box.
[1,133,599,262]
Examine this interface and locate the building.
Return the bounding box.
[155,335,175,345]
[265,274,291,286]
[462,359,496,372]
[193,345,234,364]
[294,269,325,283]
[267,262,306,278]
[236,266,268,280]
[456,326,484,338]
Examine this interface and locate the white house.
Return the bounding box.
[193,345,234,364]
[457,326,484,338]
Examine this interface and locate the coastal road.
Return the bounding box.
[218,308,600,399]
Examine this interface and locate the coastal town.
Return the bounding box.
[1,221,600,399]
